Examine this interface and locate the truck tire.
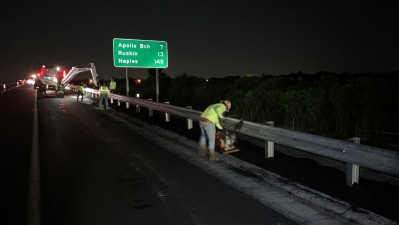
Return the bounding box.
[37,90,44,98]
[56,91,64,98]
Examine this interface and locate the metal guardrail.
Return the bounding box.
[73,86,399,186]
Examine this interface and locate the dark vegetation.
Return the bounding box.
[106,70,399,151]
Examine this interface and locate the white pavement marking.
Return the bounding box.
[27,90,41,225]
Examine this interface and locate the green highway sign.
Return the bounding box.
[113,38,168,68]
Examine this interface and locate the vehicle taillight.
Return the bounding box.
[40,66,47,77]
[61,69,69,79]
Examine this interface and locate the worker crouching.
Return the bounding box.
[199,100,231,161]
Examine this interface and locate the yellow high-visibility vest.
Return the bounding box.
[78,85,84,92]
[109,81,116,90]
[100,85,109,95]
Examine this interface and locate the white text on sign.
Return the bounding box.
[118,43,151,49]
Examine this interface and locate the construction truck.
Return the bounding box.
[34,63,99,98]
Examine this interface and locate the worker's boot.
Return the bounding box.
[198,144,208,157]
[209,149,219,161]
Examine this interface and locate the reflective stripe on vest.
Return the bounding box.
[100,86,109,94]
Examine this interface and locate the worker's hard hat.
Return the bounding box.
[224,100,231,112]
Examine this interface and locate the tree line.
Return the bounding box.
[108,70,399,151]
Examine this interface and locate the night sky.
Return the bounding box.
[1,0,398,82]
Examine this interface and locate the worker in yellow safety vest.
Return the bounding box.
[98,83,110,110]
[109,78,116,93]
[198,100,232,161]
[77,82,86,102]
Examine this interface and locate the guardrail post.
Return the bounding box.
[118,100,121,106]
[136,94,140,112]
[265,121,275,158]
[148,99,153,117]
[187,106,193,129]
[164,102,170,122]
[126,102,130,109]
[136,104,140,113]
[346,137,360,187]
[110,97,113,104]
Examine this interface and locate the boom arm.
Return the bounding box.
[60,63,99,88]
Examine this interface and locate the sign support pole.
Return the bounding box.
[156,68,159,102]
[125,67,129,96]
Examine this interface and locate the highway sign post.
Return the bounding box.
[113,38,168,102]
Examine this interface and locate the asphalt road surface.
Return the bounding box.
[0,85,33,225]
[37,91,299,225]
[1,85,398,225]
[1,85,298,225]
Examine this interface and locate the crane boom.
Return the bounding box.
[61,63,99,88]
